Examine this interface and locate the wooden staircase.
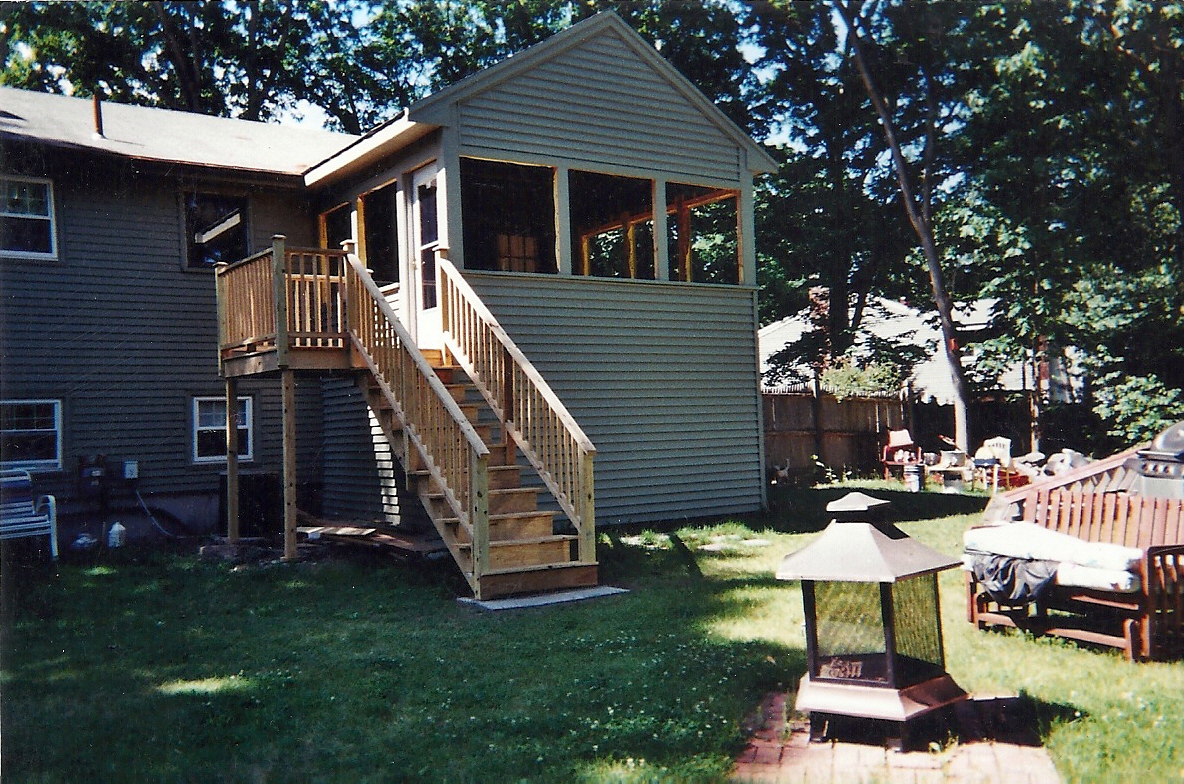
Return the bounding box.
[357,350,597,598]
[215,238,597,600]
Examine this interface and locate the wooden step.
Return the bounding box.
[424,486,538,517]
[442,383,470,403]
[421,348,445,365]
[458,535,576,571]
[477,562,599,599]
[413,465,522,493]
[442,510,555,543]
[433,366,463,385]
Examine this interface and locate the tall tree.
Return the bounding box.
[832,0,974,450]
[953,1,1184,447]
[0,0,417,131]
[751,1,909,346]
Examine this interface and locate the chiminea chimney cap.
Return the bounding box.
[826,491,891,515]
[776,492,958,582]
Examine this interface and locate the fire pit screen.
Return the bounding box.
[811,577,945,687]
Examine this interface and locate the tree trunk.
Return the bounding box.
[834,0,973,451]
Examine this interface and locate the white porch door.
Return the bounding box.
[408,164,442,348]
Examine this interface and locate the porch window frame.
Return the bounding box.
[0,398,63,472]
[192,395,254,464]
[1,175,59,261]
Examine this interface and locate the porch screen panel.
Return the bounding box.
[460,158,556,273]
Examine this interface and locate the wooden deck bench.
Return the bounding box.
[1,469,59,560]
[965,456,1184,661]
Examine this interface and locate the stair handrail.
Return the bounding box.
[343,253,491,581]
[436,254,596,564]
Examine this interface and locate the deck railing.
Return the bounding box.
[438,255,596,563]
[215,237,348,364]
[343,252,491,581]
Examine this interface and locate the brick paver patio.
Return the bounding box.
[733,693,1061,784]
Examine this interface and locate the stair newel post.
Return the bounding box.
[214,262,228,374]
[578,451,596,564]
[272,235,289,366]
[471,450,491,599]
[341,241,357,347]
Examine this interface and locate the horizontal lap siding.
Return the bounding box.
[466,273,762,524]
[320,377,417,525]
[458,31,740,183]
[0,158,321,503]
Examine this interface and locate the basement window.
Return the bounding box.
[666,183,740,284]
[185,191,249,269]
[193,396,253,463]
[1,176,57,260]
[570,170,655,280]
[461,158,557,273]
[0,399,62,471]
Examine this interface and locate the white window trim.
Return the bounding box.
[192,396,254,464]
[1,175,59,261]
[0,398,63,471]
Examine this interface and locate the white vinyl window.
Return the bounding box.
[0,399,62,470]
[1,176,58,260]
[193,396,253,463]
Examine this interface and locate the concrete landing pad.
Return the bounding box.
[458,585,629,611]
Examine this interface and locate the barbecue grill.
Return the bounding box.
[1125,421,1184,498]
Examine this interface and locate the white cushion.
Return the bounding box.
[964,521,1143,572]
[961,553,1141,593]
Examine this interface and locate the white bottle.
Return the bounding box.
[108,521,126,548]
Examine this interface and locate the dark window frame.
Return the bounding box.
[182,190,251,270]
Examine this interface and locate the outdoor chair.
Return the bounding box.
[881,429,922,480]
[0,469,58,559]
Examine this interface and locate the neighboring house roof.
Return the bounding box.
[0,85,356,177]
[759,297,1029,404]
[306,11,778,188]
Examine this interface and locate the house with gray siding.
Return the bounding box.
[3,13,775,594]
[0,86,354,532]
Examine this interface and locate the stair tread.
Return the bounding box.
[457,534,577,549]
[426,486,538,500]
[440,510,554,524]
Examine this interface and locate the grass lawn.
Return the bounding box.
[2,481,1182,783]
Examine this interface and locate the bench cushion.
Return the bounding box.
[962,553,1141,593]
[964,521,1143,572]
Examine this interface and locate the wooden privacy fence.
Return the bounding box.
[763,389,906,477]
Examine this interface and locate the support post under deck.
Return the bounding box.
[225,376,240,544]
[281,368,297,561]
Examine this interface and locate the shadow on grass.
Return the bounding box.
[3,529,811,783]
[759,483,989,533]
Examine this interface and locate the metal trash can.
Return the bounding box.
[903,463,922,493]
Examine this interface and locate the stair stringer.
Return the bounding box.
[349,347,486,598]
